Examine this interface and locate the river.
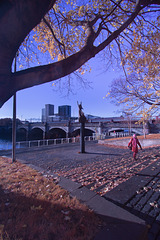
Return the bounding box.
[0,139,12,150]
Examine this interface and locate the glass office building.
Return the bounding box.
[58,105,71,119]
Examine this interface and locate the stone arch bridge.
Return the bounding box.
[16,121,145,140]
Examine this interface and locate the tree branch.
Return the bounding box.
[13,45,95,92]
[43,17,66,57]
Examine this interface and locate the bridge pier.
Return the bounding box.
[66,132,69,138]
[43,131,45,140]
[26,130,29,141]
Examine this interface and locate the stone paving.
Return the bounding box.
[56,152,158,196]
[104,157,160,240]
[126,174,160,240]
[1,141,160,239]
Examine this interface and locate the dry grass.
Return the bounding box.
[0,157,103,240]
[106,133,160,141]
[102,134,160,149]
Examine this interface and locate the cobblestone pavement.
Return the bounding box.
[123,173,160,240]
[1,141,160,239]
[55,150,158,196]
[1,142,159,195]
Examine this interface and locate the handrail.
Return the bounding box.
[16,136,97,149]
[1,132,131,150]
[16,133,130,149]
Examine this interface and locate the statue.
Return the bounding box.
[77,101,86,123]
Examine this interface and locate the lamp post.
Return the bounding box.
[12,54,17,163]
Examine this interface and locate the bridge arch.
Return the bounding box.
[47,127,66,139]
[17,127,28,141]
[108,128,125,133]
[71,128,95,137]
[108,128,125,136]
[29,127,44,140]
[31,126,45,132]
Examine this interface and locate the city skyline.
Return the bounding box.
[42,104,71,122]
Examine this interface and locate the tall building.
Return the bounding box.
[58,105,71,120]
[45,104,54,118]
[42,104,54,122]
[42,108,46,122]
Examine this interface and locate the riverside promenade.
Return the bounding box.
[1,140,160,239]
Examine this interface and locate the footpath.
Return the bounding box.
[1,141,160,240]
[104,159,160,240]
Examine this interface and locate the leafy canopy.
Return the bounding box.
[1,0,160,107]
[105,6,160,120]
[20,1,156,69]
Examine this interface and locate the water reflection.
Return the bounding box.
[0,139,12,150]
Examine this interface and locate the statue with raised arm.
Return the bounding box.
[77,101,86,123]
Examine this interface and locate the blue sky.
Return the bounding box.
[0,57,122,121]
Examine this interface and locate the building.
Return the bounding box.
[42,104,72,122]
[58,105,71,120]
[42,104,54,122]
[41,108,46,122]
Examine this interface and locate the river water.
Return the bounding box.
[0,139,12,150]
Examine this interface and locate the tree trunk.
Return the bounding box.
[0,0,55,106]
[0,0,160,107]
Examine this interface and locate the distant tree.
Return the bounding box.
[108,29,160,119]
[0,0,160,108]
[0,118,22,126]
[0,118,12,126]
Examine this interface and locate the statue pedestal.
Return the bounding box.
[80,122,85,153]
[79,115,86,153]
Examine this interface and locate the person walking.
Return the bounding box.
[128,134,142,160]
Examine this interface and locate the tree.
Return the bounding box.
[0,0,160,107]
[108,28,160,119]
[0,118,12,126]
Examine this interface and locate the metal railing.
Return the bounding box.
[108,132,130,138]
[93,132,130,139]
[1,133,131,151]
[16,135,97,149]
[16,133,131,149]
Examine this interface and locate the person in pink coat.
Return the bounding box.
[128,134,142,160]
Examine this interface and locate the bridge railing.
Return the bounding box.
[107,132,130,138]
[16,135,97,149]
[93,132,130,139]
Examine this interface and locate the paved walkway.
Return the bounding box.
[1,141,160,239]
[104,158,160,240]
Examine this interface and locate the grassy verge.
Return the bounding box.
[0,157,103,240]
[105,133,160,141]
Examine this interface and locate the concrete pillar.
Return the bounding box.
[43,131,45,139]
